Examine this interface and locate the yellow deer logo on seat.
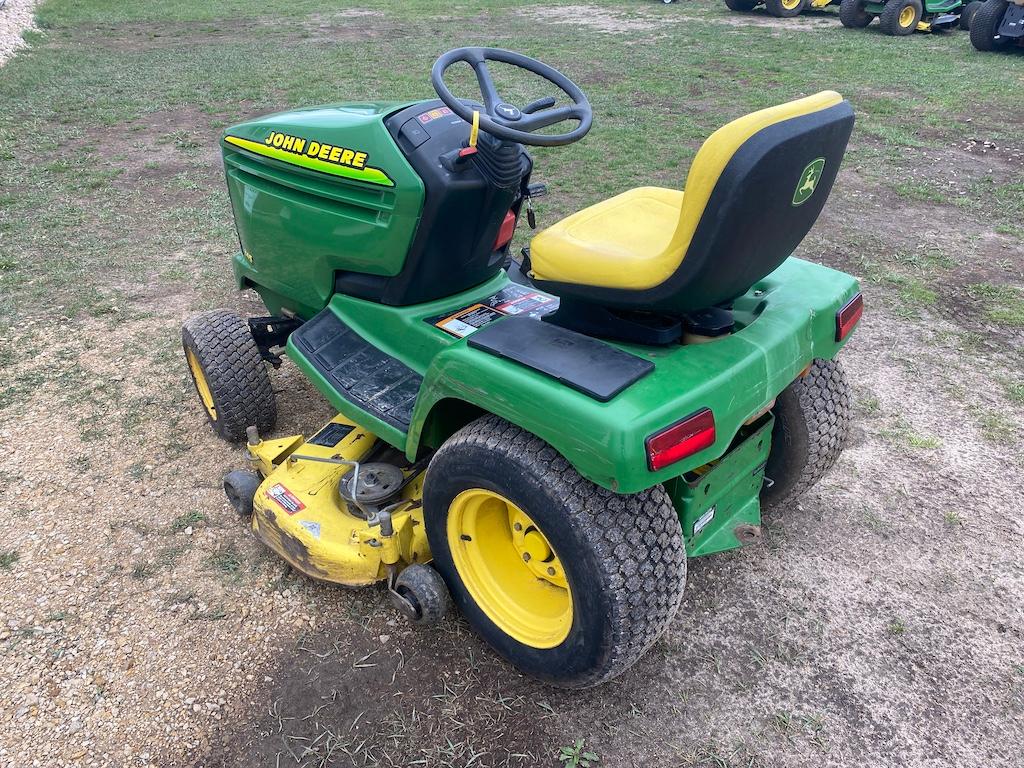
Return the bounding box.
[793,158,826,206]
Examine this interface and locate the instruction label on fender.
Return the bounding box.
[427,284,558,338]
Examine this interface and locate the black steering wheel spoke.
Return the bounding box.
[518,105,582,133]
[466,55,503,113]
[430,47,592,148]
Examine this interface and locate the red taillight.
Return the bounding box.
[646,409,716,471]
[836,293,863,342]
[494,210,516,250]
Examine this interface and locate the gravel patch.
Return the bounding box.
[0,0,38,66]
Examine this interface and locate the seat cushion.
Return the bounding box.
[530,187,685,291]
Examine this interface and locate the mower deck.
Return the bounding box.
[246,414,430,586]
[281,255,859,494]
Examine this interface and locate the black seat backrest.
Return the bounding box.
[663,96,855,312]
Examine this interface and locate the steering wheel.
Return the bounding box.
[430,47,592,148]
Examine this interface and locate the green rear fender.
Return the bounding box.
[410,258,860,494]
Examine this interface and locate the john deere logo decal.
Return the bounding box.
[223,131,394,187]
[793,158,826,206]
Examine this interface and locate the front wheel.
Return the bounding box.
[970,0,1010,50]
[765,0,809,16]
[724,0,760,10]
[762,359,851,511]
[839,0,875,26]
[879,0,923,35]
[182,310,276,442]
[424,416,687,688]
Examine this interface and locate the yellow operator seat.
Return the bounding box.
[528,91,854,317]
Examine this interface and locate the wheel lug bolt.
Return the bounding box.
[547,567,555,576]
[513,523,522,531]
[522,553,531,562]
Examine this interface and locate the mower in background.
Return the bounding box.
[725,0,837,17]
[840,0,962,33]
[968,0,1024,48]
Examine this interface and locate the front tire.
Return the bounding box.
[762,359,851,511]
[424,415,687,688]
[724,0,760,10]
[182,309,276,442]
[765,0,809,16]
[970,0,1009,50]
[960,0,982,28]
[879,0,922,35]
[839,0,875,26]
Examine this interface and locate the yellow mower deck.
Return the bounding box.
[246,415,430,586]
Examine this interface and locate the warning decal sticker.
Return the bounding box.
[427,284,558,339]
[433,304,506,339]
[266,483,305,515]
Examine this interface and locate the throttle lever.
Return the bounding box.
[522,182,548,230]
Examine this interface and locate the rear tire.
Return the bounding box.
[765,0,808,16]
[762,359,851,511]
[724,0,760,10]
[970,0,1009,50]
[879,0,922,35]
[839,0,875,26]
[960,0,981,28]
[182,310,276,443]
[424,415,687,688]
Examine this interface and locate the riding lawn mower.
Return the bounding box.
[183,48,863,687]
[725,0,837,18]
[840,0,963,33]
[967,0,1024,49]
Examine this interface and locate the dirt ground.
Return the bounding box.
[1,2,1022,767]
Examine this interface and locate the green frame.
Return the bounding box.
[864,0,962,13]
[277,256,858,495]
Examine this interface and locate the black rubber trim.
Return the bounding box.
[291,309,422,432]
[1000,4,1024,37]
[467,316,654,402]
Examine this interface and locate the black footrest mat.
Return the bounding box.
[468,316,654,402]
[291,309,422,432]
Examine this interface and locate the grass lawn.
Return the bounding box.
[0,2,1022,767]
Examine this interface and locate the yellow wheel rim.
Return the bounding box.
[186,348,217,420]
[899,5,916,25]
[447,489,572,649]
[782,0,801,9]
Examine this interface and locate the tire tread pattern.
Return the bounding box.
[182,309,277,443]
[395,564,452,625]
[879,0,921,35]
[969,0,1009,50]
[764,358,851,510]
[839,0,874,27]
[431,415,687,688]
